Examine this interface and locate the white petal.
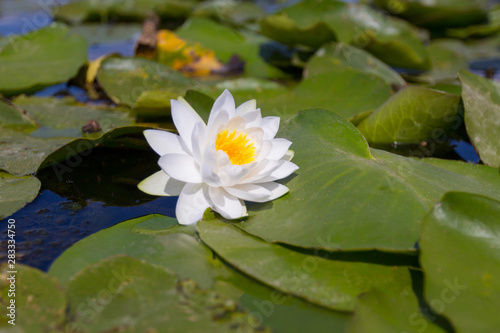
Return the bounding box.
[255,140,272,161]
[143,130,185,156]
[201,162,221,187]
[191,122,206,164]
[159,154,202,183]
[138,171,185,196]
[225,183,271,202]
[267,138,292,160]
[261,116,280,140]
[205,109,229,145]
[236,99,257,115]
[216,150,251,186]
[171,99,205,152]
[176,183,211,225]
[257,160,299,183]
[240,159,281,184]
[241,109,262,128]
[207,90,236,127]
[226,182,289,202]
[209,187,247,219]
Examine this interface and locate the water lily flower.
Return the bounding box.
[138,90,298,225]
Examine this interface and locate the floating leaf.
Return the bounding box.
[357,86,463,144]
[236,109,500,251]
[0,98,37,129]
[260,0,430,69]
[346,284,446,333]
[0,264,66,333]
[304,42,405,87]
[96,56,195,115]
[0,97,135,176]
[373,0,489,29]
[0,172,40,219]
[423,41,469,82]
[0,23,87,96]
[459,70,500,168]
[420,192,500,332]
[198,219,412,312]
[55,0,200,24]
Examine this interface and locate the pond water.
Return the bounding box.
[0,0,491,272]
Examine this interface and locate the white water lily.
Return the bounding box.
[138,89,298,225]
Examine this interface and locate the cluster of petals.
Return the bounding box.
[138,89,298,225]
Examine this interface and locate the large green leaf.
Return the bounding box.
[236,109,500,251]
[459,70,500,168]
[304,42,405,86]
[176,17,288,78]
[96,56,195,112]
[0,264,66,333]
[50,214,353,331]
[54,0,200,24]
[423,41,469,82]
[420,192,500,332]
[373,0,489,29]
[65,256,268,333]
[0,172,40,219]
[0,23,87,95]
[346,283,446,333]
[0,99,36,129]
[260,0,430,69]
[0,97,136,176]
[48,214,218,289]
[357,86,463,144]
[198,219,412,312]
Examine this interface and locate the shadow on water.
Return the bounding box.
[0,146,178,271]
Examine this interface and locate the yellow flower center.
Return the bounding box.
[215,129,256,165]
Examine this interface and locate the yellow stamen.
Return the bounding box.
[215,129,256,165]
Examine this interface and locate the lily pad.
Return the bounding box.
[54,0,200,24]
[0,23,87,96]
[0,99,37,129]
[0,172,40,219]
[236,109,500,251]
[96,56,195,112]
[423,41,469,82]
[198,219,413,312]
[420,192,500,332]
[176,17,288,78]
[49,214,354,331]
[373,0,489,29]
[357,86,463,144]
[346,284,446,333]
[0,96,136,176]
[0,264,66,333]
[260,0,430,69]
[304,42,406,87]
[459,70,500,168]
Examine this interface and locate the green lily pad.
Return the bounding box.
[373,0,489,29]
[0,99,37,129]
[0,264,66,333]
[259,0,340,48]
[304,42,405,87]
[176,17,288,78]
[420,192,500,332]
[96,56,195,111]
[446,4,500,38]
[357,86,463,144]
[0,96,136,176]
[192,0,265,27]
[0,172,40,219]
[198,219,412,312]
[236,109,500,251]
[459,70,500,168]
[49,214,353,331]
[260,0,430,69]
[65,256,270,333]
[54,0,200,24]
[49,214,224,289]
[423,41,469,82]
[0,23,87,96]
[346,283,446,333]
